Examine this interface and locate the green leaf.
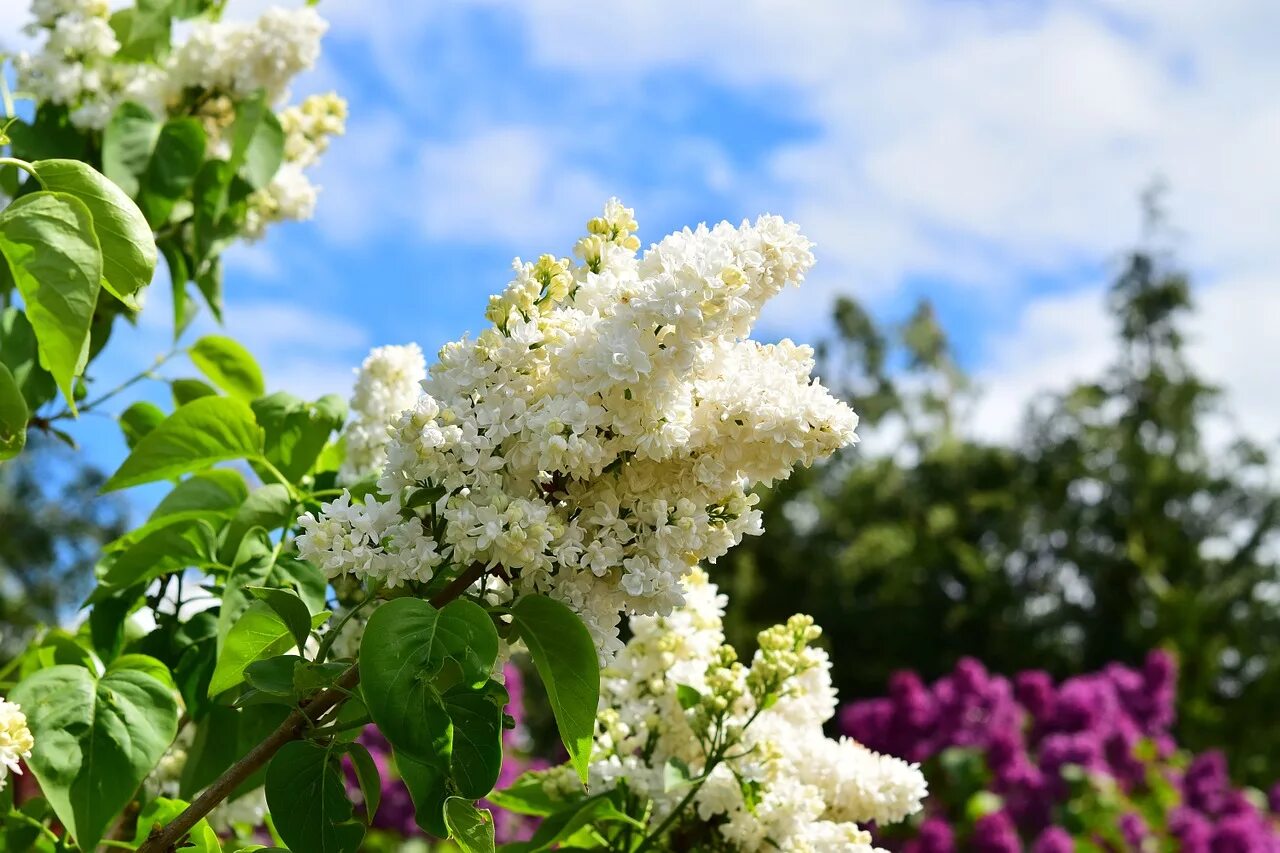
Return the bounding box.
[141,118,206,226]
[191,335,265,401]
[244,654,303,697]
[397,750,450,837]
[172,377,219,406]
[109,0,172,62]
[98,517,215,590]
[118,400,165,448]
[0,191,102,412]
[17,630,98,678]
[444,682,507,799]
[88,584,142,663]
[675,683,702,711]
[663,756,694,792]
[252,392,347,483]
[191,159,236,263]
[292,660,348,698]
[0,307,56,410]
[210,602,329,697]
[209,600,296,697]
[180,703,290,798]
[170,0,214,18]
[160,238,197,338]
[132,798,221,852]
[195,254,223,319]
[248,586,315,652]
[102,395,265,492]
[445,797,496,853]
[359,598,499,761]
[102,101,161,197]
[10,665,179,851]
[229,91,285,190]
[273,554,329,616]
[105,653,176,690]
[150,468,248,520]
[487,771,571,817]
[218,483,294,564]
[507,793,642,853]
[0,362,28,460]
[345,742,382,823]
[217,527,276,645]
[30,158,158,308]
[510,595,599,783]
[5,105,88,162]
[107,506,219,554]
[265,741,365,853]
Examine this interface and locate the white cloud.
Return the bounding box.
[214,301,370,400]
[223,243,281,279]
[969,288,1113,442]
[309,110,418,246]
[0,0,32,53]
[1188,275,1280,445]
[415,127,609,246]
[968,272,1280,447]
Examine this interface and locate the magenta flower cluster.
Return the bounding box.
[345,661,547,843]
[842,652,1280,851]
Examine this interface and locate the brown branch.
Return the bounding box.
[137,561,490,853]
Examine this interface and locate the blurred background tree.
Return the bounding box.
[0,437,128,658]
[720,203,1280,784]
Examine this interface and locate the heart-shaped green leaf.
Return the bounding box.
[0,192,102,412]
[10,665,179,851]
[31,158,157,307]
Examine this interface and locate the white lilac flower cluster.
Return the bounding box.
[0,698,34,792]
[538,571,927,852]
[15,1,343,237]
[297,199,859,655]
[243,93,348,239]
[337,343,427,486]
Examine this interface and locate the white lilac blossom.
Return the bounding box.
[165,7,326,105]
[297,199,859,655]
[0,698,34,792]
[240,94,346,238]
[14,2,342,237]
[338,343,428,486]
[533,570,927,852]
[279,93,349,169]
[17,3,325,129]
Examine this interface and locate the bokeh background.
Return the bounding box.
[3,0,1279,848]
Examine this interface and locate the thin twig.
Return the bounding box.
[137,561,489,853]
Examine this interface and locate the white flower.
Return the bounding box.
[0,699,33,792]
[338,344,429,485]
[280,92,347,168]
[300,200,859,656]
[15,0,343,243]
[559,571,926,851]
[242,163,320,240]
[166,7,326,104]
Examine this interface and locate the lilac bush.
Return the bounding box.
[843,652,1280,851]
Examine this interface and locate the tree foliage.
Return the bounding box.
[720,213,1280,783]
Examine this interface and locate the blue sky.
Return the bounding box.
[4,0,1277,488]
